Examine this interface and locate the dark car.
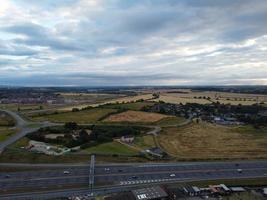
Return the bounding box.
[5,174,11,178]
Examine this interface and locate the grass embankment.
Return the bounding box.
[0,134,145,163]
[158,122,267,160]
[83,141,139,155]
[31,108,117,123]
[0,127,17,142]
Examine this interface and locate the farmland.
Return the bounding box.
[153,90,267,105]
[158,122,267,160]
[103,110,171,123]
[31,108,117,123]
[59,93,153,111]
[100,101,155,111]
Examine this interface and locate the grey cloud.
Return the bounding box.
[0,0,267,86]
[3,23,83,51]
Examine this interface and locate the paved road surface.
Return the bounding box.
[0,110,57,153]
[1,161,267,199]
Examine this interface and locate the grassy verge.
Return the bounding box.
[83,141,139,155]
[133,135,156,150]
[31,108,117,123]
[0,127,17,142]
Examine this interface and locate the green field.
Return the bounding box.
[83,141,139,155]
[0,104,50,112]
[100,101,155,111]
[0,127,17,142]
[9,137,30,148]
[154,116,186,126]
[31,108,117,123]
[0,112,15,126]
[133,135,156,149]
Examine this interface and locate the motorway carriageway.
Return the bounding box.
[1,161,267,194]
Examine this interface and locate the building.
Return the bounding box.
[132,186,168,200]
[121,135,135,143]
[230,187,246,193]
[183,186,201,196]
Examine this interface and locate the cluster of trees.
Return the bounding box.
[0,112,15,126]
[27,122,148,148]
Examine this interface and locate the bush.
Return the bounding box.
[72,108,79,112]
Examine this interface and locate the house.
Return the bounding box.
[121,135,135,143]
[183,186,201,196]
[230,187,246,193]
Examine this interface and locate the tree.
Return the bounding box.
[79,129,89,142]
[64,122,78,130]
[72,108,79,112]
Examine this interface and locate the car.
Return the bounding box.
[132,176,138,179]
[5,174,11,178]
[237,169,243,173]
[118,169,123,172]
[63,170,70,174]
[104,168,110,171]
[170,174,175,177]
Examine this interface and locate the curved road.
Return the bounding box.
[0,109,186,154]
[0,110,56,153]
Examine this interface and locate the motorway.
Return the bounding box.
[1,161,267,199]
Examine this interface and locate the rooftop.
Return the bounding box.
[132,186,168,200]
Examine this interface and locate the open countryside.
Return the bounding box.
[1,0,267,198]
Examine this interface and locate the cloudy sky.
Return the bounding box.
[0,0,267,86]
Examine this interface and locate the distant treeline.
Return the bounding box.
[193,86,267,95]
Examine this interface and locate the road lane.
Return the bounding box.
[1,161,267,192]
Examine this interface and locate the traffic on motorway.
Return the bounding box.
[1,161,267,198]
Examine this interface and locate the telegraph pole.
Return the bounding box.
[89,154,95,196]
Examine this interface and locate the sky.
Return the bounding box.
[0,0,267,86]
